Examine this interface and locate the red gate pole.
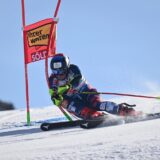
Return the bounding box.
[54,0,61,17]
[21,0,31,126]
[45,0,73,121]
[45,0,62,86]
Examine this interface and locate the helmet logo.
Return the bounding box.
[53,62,62,69]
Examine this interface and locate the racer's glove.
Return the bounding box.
[49,85,70,97]
[49,88,63,106]
[49,85,70,106]
[51,95,63,106]
[49,87,58,97]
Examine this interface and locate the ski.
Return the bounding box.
[40,120,84,131]
[40,114,107,131]
[80,114,110,129]
[124,112,160,123]
[82,112,160,129]
[40,112,160,131]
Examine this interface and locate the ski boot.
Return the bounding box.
[118,103,142,117]
[80,107,106,128]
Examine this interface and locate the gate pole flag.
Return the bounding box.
[21,0,60,125]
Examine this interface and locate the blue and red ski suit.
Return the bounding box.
[49,64,119,119]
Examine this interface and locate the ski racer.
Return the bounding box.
[49,53,136,120]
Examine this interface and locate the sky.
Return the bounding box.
[0,0,160,109]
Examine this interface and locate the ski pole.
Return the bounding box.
[58,106,73,121]
[81,92,160,100]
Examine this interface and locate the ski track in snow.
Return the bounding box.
[0,102,160,160]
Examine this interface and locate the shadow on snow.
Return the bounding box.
[0,128,41,137]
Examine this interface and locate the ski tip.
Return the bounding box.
[40,120,85,131]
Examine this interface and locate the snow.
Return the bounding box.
[0,101,160,160]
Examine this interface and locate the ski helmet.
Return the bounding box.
[50,53,70,76]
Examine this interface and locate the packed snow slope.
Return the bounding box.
[0,99,160,160]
